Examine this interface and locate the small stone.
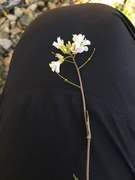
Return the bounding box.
[10,21,17,29]
[43,7,48,12]
[0,31,9,39]
[0,17,6,26]
[10,27,22,36]
[14,7,23,17]
[47,2,57,10]
[25,0,38,4]
[5,0,21,8]
[0,19,10,32]
[0,38,12,50]
[28,3,38,11]
[36,1,45,11]
[20,13,34,26]
[7,14,17,21]
[0,19,10,37]
[34,12,42,18]
[61,3,70,7]
[3,25,10,33]
[37,1,45,7]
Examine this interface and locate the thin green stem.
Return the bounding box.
[57,73,80,89]
[64,55,72,60]
[64,59,74,64]
[79,48,96,70]
[72,54,87,122]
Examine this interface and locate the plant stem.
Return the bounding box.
[57,73,81,89]
[71,54,91,180]
[64,59,74,64]
[79,48,96,70]
[64,55,73,60]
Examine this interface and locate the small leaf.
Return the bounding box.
[73,173,79,180]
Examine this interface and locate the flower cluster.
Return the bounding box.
[49,34,91,73]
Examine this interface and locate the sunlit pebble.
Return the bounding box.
[7,14,17,21]
[14,7,23,17]
[0,38,12,50]
[28,4,38,11]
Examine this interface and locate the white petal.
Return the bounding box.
[78,34,85,41]
[83,39,91,45]
[57,37,64,45]
[84,46,88,52]
[52,42,58,48]
[57,37,61,42]
[49,65,54,72]
[56,65,60,73]
[77,47,84,53]
[72,34,77,42]
[49,61,61,73]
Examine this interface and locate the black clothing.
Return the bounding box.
[0,3,135,180]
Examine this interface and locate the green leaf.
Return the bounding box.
[73,173,79,180]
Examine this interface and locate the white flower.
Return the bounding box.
[49,54,64,73]
[71,34,91,54]
[52,37,69,54]
[49,61,61,73]
[52,37,64,49]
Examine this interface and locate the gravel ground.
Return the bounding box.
[0,0,93,93]
[0,0,134,94]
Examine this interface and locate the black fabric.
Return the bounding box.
[0,3,135,180]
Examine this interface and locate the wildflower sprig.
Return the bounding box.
[49,33,96,180]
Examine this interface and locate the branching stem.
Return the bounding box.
[57,73,80,89]
[79,48,96,70]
